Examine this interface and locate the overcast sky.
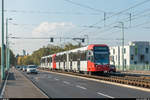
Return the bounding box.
[0,0,150,55]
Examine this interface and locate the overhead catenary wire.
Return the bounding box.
[3,9,102,15]
[71,0,150,34]
[92,7,150,35]
[64,0,105,13]
[7,0,150,46]
[98,19,150,38]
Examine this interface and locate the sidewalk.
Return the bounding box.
[4,68,48,98]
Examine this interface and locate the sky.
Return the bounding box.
[0,0,150,55]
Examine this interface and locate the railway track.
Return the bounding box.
[39,68,150,89]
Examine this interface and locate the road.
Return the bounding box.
[20,70,150,98]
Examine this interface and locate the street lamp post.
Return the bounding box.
[6,18,12,71]
[120,22,125,72]
[1,0,5,80]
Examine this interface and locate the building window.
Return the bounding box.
[145,61,149,64]
[124,48,126,54]
[131,55,134,60]
[134,61,137,64]
[135,47,138,56]
[113,49,115,54]
[140,55,144,62]
[146,48,149,54]
[124,59,126,65]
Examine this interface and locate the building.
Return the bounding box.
[110,41,150,71]
[23,49,26,56]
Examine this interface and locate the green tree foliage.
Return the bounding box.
[0,47,16,66]
[18,43,81,65]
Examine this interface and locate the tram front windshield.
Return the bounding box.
[94,46,109,65]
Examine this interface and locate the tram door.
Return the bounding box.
[77,59,80,71]
[70,60,72,71]
[59,61,60,70]
[63,61,65,70]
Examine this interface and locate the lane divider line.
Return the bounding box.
[76,85,87,90]
[54,78,59,81]
[63,81,70,85]
[40,70,150,92]
[97,92,114,98]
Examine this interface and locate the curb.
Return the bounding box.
[19,71,50,98]
[0,71,9,98]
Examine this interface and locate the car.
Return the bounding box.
[23,66,27,72]
[27,65,38,74]
[18,66,23,70]
[20,66,24,70]
[16,65,20,69]
[109,65,116,73]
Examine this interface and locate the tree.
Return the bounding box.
[0,47,16,66]
[17,43,81,65]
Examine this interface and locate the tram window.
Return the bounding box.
[88,51,91,55]
[63,54,67,61]
[47,58,49,62]
[59,55,63,62]
[55,56,58,62]
[50,58,52,62]
[87,56,90,61]
[91,56,94,62]
[80,51,86,61]
[72,52,77,61]
[94,46,108,51]
[70,53,74,61]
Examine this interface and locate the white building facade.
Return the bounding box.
[110,41,150,71]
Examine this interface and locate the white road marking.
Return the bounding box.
[63,81,70,85]
[48,76,52,78]
[54,78,59,81]
[97,92,114,98]
[42,70,150,93]
[76,85,87,90]
[35,77,39,80]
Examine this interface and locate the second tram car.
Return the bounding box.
[40,44,110,74]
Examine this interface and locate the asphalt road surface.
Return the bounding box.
[20,70,150,98]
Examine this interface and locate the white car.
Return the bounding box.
[27,65,38,74]
[23,66,27,72]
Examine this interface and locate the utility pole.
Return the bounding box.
[1,0,5,80]
[119,22,125,72]
[6,18,12,71]
[8,44,10,70]
[114,22,125,71]
[6,18,8,71]
[84,35,89,46]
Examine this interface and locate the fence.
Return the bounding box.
[116,64,150,71]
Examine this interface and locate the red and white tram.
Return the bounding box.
[40,44,110,74]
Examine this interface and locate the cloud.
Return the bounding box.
[32,22,75,37]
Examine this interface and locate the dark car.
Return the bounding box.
[109,65,116,72]
[20,66,24,70]
[16,66,21,69]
